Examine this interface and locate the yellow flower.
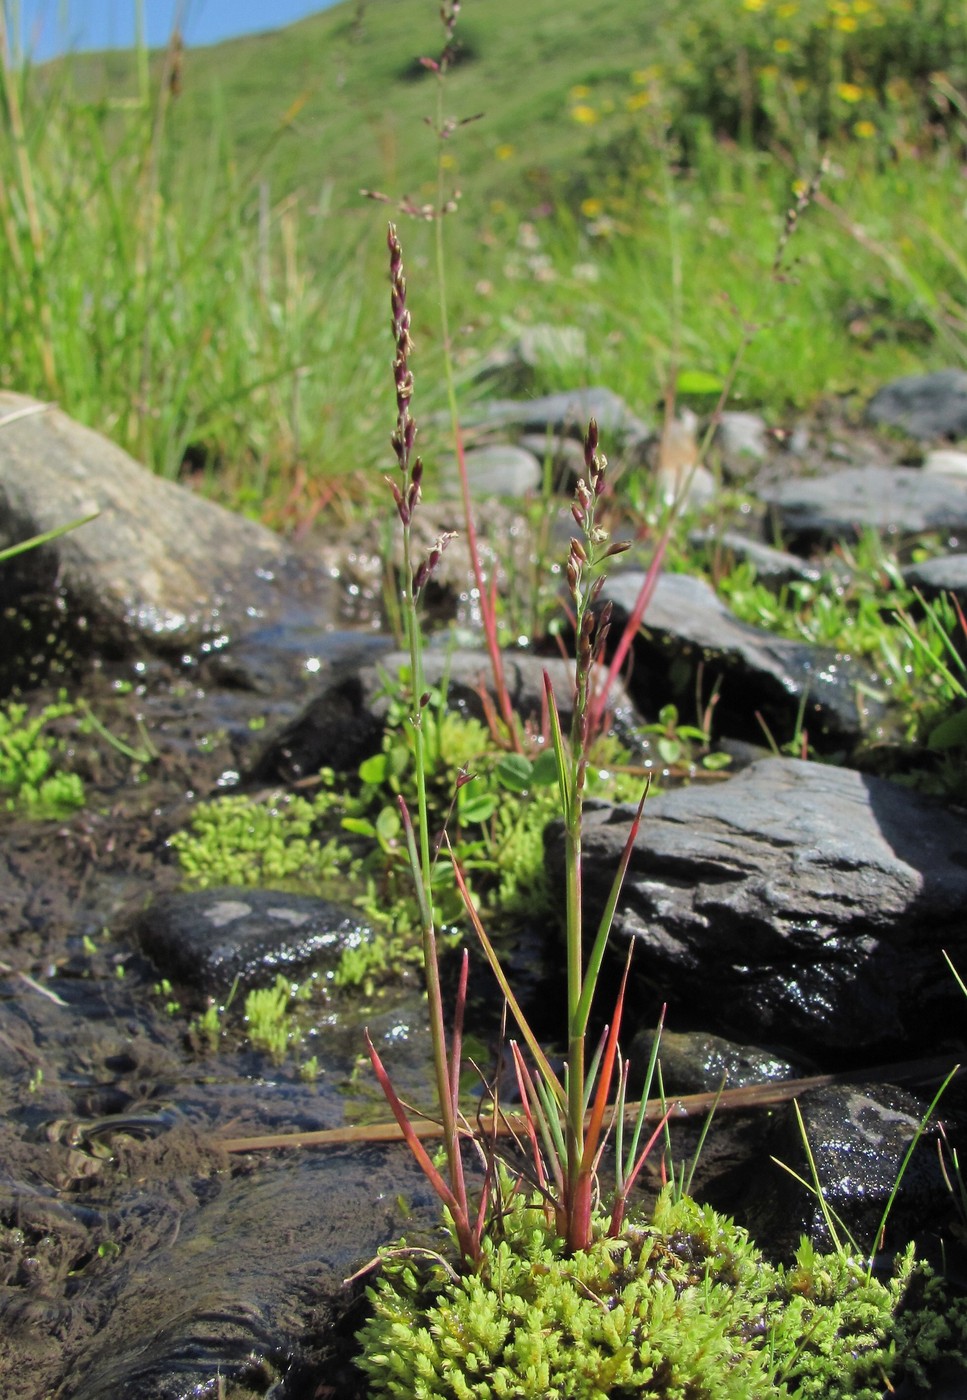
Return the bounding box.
[631,65,660,85]
[853,119,876,137]
[774,37,793,52]
[837,81,863,103]
[571,104,600,125]
[440,153,456,170]
[853,0,873,10]
[569,84,591,100]
[777,1,798,15]
[495,143,515,160]
[834,14,858,29]
[743,0,767,10]
[580,197,604,218]
[625,91,651,111]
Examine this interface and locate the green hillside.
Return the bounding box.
[4,0,966,510]
[62,0,670,223]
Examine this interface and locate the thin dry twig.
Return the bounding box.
[214,1054,960,1154]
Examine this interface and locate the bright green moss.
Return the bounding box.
[0,696,85,817]
[357,1188,966,1399]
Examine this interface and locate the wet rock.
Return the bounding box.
[549,757,967,1056]
[252,648,642,784]
[202,613,393,699]
[746,1082,948,1257]
[0,393,333,672]
[760,465,967,546]
[688,529,825,588]
[902,554,967,607]
[867,369,967,440]
[626,1026,801,1096]
[138,888,375,996]
[601,570,880,749]
[66,1146,434,1400]
[440,443,542,498]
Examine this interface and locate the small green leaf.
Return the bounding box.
[657,737,682,765]
[658,703,679,728]
[358,753,389,785]
[677,368,725,395]
[530,749,560,787]
[702,751,733,771]
[928,707,967,751]
[458,788,499,823]
[495,753,533,793]
[342,816,377,838]
[375,806,401,842]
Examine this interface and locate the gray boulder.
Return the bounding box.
[902,553,967,607]
[0,393,328,667]
[867,368,967,439]
[548,757,967,1055]
[760,465,967,545]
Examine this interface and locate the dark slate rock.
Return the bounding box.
[252,648,642,783]
[601,570,880,749]
[626,1026,800,1096]
[688,528,825,587]
[867,368,967,440]
[138,888,374,996]
[0,392,334,671]
[746,1083,948,1257]
[760,465,967,546]
[902,553,967,607]
[548,757,967,1056]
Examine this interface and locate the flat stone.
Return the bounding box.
[602,570,880,748]
[760,465,967,545]
[138,888,374,995]
[867,368,967,439]
[548,757,967,1055]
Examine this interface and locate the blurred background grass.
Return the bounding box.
[1,0,965,522]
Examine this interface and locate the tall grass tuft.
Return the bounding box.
[0,14,386,514]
